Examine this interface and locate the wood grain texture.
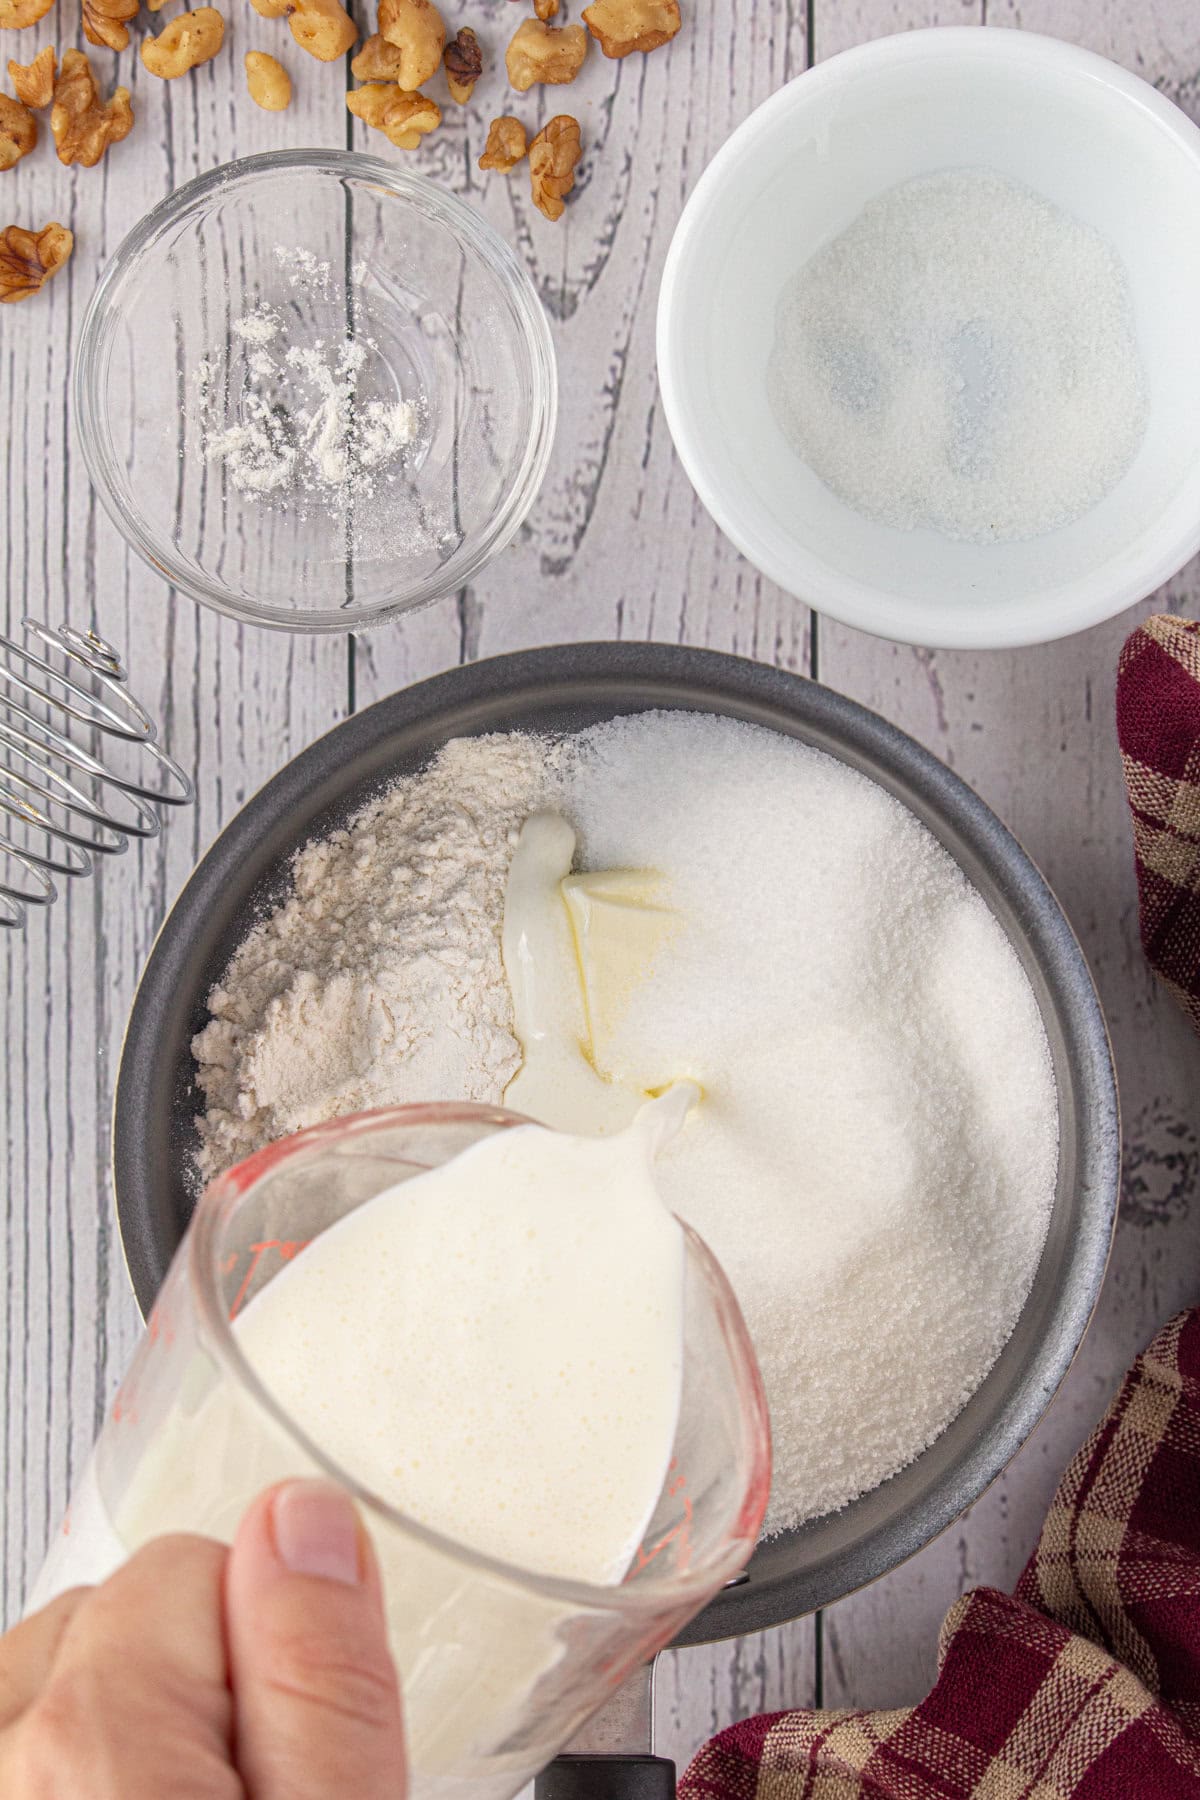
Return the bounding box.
[2,0,1198,1773]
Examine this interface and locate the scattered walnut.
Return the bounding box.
[533,0,558,17]
[478,112,526,173]
[0,92,35,166]
[0,220,71,302]
[505,18,586,91]
[141,7,224,76]
[528,111,580,220]
[582,0,680,57]
[350,32,402,80]
[245,48,290,108]
[248,0,288,16]
[442,25,480,104]
[376,0,443,90]
[83,0,139,54]
[0,0,52,30]
[346,82,439,149]
[287,0,356,61]
[8,44,54,107]
[51,50,132,166]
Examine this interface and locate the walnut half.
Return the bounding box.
[443,25,480,105]
[529,112,580,221]
[346,82,440,149]
[141,7,224,77]
[582,0,680,58]
[288,0,357,64]
[83,0,140,56]
[0,0,53,31]
[478,113,526,174]
[505,18,586,92]
[51,49,132,166]
[376,0,444,90]
[0,91,35,166]
[0,221,72,304]
[8,44,55,108]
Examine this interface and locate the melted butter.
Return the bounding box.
[502,812,682,1135]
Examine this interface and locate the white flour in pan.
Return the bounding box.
[193,714,1058,1534]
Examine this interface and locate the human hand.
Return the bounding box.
[0,1479,406,1798]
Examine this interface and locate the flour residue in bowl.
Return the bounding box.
[768,168,1148,543]
[192,247,424,523]
[192,713,1058,1535]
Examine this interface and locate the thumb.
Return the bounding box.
[226,1480,406,1800]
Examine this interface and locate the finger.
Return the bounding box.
[226,1480,406,1800]
[5,1535,236,1799]
[0,1588,89,1726]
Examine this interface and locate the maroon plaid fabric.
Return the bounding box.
[680,1309,1200,1799]
[1117,613,1200,1029]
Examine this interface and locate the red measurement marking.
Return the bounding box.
[228,1239,311,1320]
[630,1468,694,1578]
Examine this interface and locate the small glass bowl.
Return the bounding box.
[74,150,557,633]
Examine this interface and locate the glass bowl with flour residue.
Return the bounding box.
[74,150,556,632]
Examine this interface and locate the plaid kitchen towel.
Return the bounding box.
[1117,612,1200,1030]
[680,1308,1200,1800]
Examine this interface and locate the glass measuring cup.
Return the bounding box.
[29,1103,771,1800]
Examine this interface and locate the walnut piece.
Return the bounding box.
[346,82,439,149]
[350,32,402,80]
[141,7,224,76]
[533,0,558,18]
[0,220,71,302]
[288,0,356,62]
[0,0,52,30]
[83,0,139,54]
[245,48,290,108]
[528,112,580,220]
[248,0,288,15]
[0,91,35,166]
[442,25,480,104]
[582,0,680,57]
[8,44,55,107]
[376,0,443,90]
[505,18,586,92]
[478,112,526,173]
[51,49,132,165]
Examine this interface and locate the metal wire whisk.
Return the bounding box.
[0,619,194,929]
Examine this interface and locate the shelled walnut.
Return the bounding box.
[376,0,443,89]
[346,82,439,149]
[0,91,35,166]
[0,220,71,301]
[141,7,224,76]
[350,32,402,80]
[245,48,290,108]
[506,18,586,90]
[51,50,132,165]
[288,0,356,62]
[581,0,680,57]
[248,0,289,16]
[443,25,480,104]
[533,0,558,18]
[478,112,526,173]
[8,44,54,107]
[528,111,579,220]
[82,0,139,55]
[0,0,53,31]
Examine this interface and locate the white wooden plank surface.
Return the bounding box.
[2,0,1198,1776]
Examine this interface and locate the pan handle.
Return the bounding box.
[535,1755,675,1800]
[535,1665,674,1800]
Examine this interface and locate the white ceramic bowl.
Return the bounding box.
[657,29,1200,649]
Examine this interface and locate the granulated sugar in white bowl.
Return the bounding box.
[658,28,1200,648]
[194,711,1057,1534]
